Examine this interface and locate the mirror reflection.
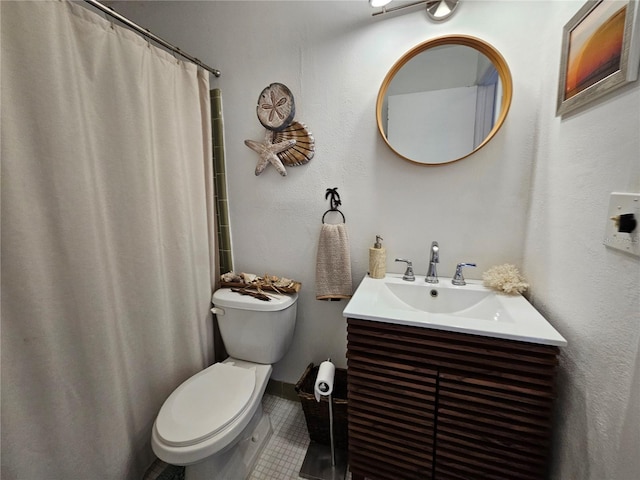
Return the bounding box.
[376,35,512,165]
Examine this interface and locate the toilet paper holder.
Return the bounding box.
[300,358,347,480]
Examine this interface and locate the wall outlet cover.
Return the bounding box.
[603,192,640,257]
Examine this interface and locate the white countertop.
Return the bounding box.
[343,274,567,347]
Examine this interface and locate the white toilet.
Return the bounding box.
[151,288,298,480]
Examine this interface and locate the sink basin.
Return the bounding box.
[343,274,566,346]
[380,281,506,318]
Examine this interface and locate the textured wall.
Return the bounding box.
[112,0,541,375]
[522,2,640,479]
[111,1,639,478]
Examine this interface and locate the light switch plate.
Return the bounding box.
[603,192,640,257]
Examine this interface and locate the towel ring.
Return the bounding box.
[322,187,346,223]
[322,209,346,224]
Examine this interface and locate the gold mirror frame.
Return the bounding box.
[376,35,513,166]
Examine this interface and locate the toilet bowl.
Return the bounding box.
[151,288,298,480]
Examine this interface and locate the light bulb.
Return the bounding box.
[369,0,393,8]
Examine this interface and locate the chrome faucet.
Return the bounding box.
[452,262,477,286]
[426,241,439,283]
[395,258,415,281]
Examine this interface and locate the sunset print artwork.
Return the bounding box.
[564,1,626,99]
[556,0,640,116]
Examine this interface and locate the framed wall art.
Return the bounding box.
[556,0,640,116]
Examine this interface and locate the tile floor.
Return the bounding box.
[248,394,314,479]
[147,394,351,480]
[250,394,352,480]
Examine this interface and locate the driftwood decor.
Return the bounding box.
[245,82,315,176]
[220,271,301,294]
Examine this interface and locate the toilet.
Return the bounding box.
[151,288,298,480]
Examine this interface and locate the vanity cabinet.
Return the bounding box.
[346,318,560,480]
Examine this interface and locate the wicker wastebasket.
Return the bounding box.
[295,362,348,449]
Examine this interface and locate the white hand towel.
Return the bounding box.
[315,223,352,300]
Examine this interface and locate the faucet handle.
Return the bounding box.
[452,262,476,286]
[395,258,415,282]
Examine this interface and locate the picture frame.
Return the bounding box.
[556,0,640,116]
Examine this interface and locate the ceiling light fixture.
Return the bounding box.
[370,0,460,21]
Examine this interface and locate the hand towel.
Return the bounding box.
[315,223,352,300]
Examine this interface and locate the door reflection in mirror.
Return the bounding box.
[376,36,512,165]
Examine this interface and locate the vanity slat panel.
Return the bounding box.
[349,421,428,445]
[349,408,434,436]
[347,328,558,378]
[439,377,554,421]
[348,318,558,354]
[436,422,549,457]
[349,432,433,462]
[349,438,432,478]
[348,383,435,410]
[348,330,558,367]
[349,457,429,480]
[436,453,542,480]
[348,319,438,480]
[439,371,556,408]
[348,392,434,419]
[436,429,545,465]
[347,318,560,480]
[348,362,438,387]
[437,444,544,479]
[435,438,546,476]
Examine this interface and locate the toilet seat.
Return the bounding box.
[155,362,256,447]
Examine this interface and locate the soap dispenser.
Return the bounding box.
[369,235,386,279]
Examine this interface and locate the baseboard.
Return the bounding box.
[266,379,300,402]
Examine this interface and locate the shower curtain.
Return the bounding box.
[1,2,217,478]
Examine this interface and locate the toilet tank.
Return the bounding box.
[212,288,298,365]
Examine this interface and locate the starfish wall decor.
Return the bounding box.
[244,131,296,177]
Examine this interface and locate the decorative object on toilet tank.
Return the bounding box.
[220,271,302,293]
[482,263,529,294]
[245,82,315,176]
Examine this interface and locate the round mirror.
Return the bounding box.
[376,35,513,165]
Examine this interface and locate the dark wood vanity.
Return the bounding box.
[346,317,560,480]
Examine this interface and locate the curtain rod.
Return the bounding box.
[83,0,221,77]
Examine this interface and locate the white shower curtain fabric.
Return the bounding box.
[1,2,216,479]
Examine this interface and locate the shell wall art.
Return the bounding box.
[244,82,315,177]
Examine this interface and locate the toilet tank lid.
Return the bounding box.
[212,288,298,312]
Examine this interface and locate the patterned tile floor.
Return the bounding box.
[248,394,312,479]
[147,394,351,480]
[251,394,352,480]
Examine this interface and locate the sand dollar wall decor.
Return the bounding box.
[257,83,295,131]
[244,82,315,177]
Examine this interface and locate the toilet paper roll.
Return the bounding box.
[314,361,336,402]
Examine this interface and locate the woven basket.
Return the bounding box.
[295,362,348,449]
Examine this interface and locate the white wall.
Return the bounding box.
[523,2,640,479]
[112,0,538,375]
[109,1,639,478]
